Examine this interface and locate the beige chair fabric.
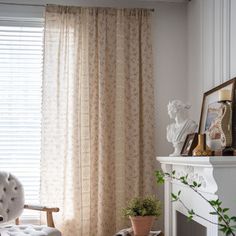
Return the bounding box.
[0,225,61,236]
[41,5,155,236]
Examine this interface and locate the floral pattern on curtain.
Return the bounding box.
[41,5,155,236]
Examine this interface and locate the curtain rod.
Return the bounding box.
[0,2,155,11]
[0,2,45,7]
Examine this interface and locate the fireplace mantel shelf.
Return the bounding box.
[157,156,236,168]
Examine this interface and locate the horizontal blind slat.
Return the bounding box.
[0,22,43,223]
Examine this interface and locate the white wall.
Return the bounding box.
[187,0,203,122]
[152,2,187,231]
[153,2,188,158]
[187,0,232,121]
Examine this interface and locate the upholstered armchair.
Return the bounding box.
[0,171,61,235]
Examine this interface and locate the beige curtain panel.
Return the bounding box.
[41,5,155,236]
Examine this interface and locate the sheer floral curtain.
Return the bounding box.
[41,5,155,236]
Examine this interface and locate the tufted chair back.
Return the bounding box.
[0,171,24,223]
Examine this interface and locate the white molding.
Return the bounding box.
[157,156,236,167]
[187,0,231,120]
[229,0,236,78]
[222,0,231,82]
[215,0,231,84]
[214,0,222,86]
[213,0,231,85]
[161,163,172,236]
[200,0,231,92]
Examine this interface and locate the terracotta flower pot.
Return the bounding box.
[129,216,155,236]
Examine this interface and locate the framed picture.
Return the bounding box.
[181,133,198,156]
[199,78,236,150]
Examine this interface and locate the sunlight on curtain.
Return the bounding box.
[41,5,155,236]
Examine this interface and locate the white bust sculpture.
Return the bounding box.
[167,100,197,156]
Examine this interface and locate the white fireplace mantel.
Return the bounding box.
[157,156,236,236]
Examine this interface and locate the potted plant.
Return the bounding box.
[123,196,161,236]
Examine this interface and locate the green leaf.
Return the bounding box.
[123,196,161,217]
[223,208,229,213]
[178,190,181,196]
[171,193,177,200]
[209,200,216,206]
[187,215,193,221]
[226,228,233,236]
[215,199,222,206]
[224,215,229,220]
[193,181,197,187]
[155,171,165,184]
[209,211,218,215]
[188,209,195,215]
[219,226,228,233]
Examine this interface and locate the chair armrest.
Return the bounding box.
[24,204,59,212]
[24,205,59,228]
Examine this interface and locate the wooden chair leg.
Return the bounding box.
[46,211,55,228]
[15,218,20,225]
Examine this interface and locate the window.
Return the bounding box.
[0,18,44,223]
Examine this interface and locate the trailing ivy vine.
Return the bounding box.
[156,170,236,236]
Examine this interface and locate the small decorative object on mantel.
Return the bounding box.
[180,133,198,156]
[218,90,234,155]
[199,78,236,153]
[167,100,197,156]
[192,133,213,156]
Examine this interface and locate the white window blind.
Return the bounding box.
[0,18,44,223]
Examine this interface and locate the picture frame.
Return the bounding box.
[199,78,236,150]
[181,133,198,156]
